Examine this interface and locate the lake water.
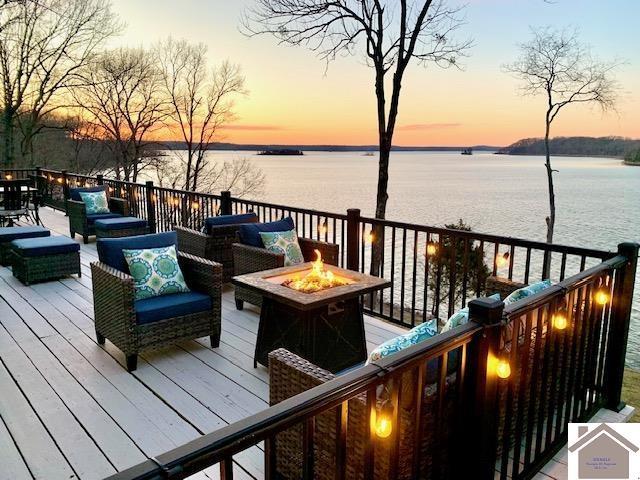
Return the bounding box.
[159,150,640,367]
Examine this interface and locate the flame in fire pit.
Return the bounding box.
[282,249,350,293]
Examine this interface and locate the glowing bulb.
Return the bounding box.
[552,312,568,330]
[365,230,374,244]
[152,194,158,203]
[172,197,180,206]
[374,413,392,438]
[109,187,114,193]
[191,201,200,210]
[426,242,437,256]
[594,288,610,306]
[57,177,63,184]
[318,221,328,235]
[496,359,511,379]
[495,252,509,268]
[5,174,12,180]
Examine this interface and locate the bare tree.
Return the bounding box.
[156,37,246,191]
[72,47,168,182]
[156,156,265,198]
[0,0,121,167]
[505,27,619,257]
[244,0,471,275]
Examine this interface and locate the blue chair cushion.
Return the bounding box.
[0,226,50,242]
[11,236,80,257]
[134,292,212,325]
[70,185,108,202]
[94,216,147,230]
[238,217,295,248]
[87,213,122,225]
[97,231,178,273]
[204,212,258,234]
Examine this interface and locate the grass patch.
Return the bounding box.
[623,369,640,422]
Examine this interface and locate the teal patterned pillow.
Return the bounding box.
[367,319,437,364]
[503,279,551,306]
[441,293,502,333]
[122,245,190,300]
[79,190,110,214]
[259,230,304,266]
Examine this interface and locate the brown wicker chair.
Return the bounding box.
[232,236,339,310]
[176,214,258,283]
[92,232,222,372]
[67,185,129,244]
[268,348,460,480]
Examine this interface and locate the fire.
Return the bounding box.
[282,249,350,293]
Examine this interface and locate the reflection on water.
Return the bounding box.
[157,150,640,367]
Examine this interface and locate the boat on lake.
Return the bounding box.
[461,147,473,155]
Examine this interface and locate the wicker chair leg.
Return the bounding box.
[83,234,89,244]
[210,334,220,348]
[96,331,105,345]
[235,298,244,310]
[70,230,75,239]
[126,355,138,372]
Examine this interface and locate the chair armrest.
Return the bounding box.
[298,238,339,266]
[66,199,86,217]
[176,226,208,259]
[90,262,136,344]
[232,242,284,275]
[109,197,129,216]
[178,252,222,298]
[268,348,335,406]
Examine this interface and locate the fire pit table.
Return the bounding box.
[232,259,390,373]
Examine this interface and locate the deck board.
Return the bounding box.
[0,207,408,479]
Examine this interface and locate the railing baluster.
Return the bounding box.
[400,229,407,325]
[220,457,233,480]
[302,417,315,479]
[511,312,533,479]
[411,230,418,326]
[335,401,348,480]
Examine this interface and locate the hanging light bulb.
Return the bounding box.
[495,251,510,268]
[552,310,568,330]
[495,357,511,379]
[374,401,393,439]
[594,287,610,306]
[365,229,374,244]
[426,242,438,257]
[317,219,328,235]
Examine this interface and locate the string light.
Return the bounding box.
[374,401,393,439]
[5,174,12,180]
[426,242,438,257]
[191,201,200,210]
[317,219,328,235]
[57,177,63,184]
[495,358,511,379]
[594,287,610,306]
[365,230,375,244]
[495,251,510,268]
[552,310,568,330]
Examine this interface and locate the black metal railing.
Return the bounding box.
[102,245,636,480]
[4,167,637,479]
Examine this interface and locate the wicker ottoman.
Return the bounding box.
[10,236,81,285]
[0,226,50,265]
[95,217,149,239]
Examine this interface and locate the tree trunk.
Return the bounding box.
[2,108,15,168]
[543,118,555,278]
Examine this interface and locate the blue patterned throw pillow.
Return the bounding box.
[441,293,502,333]
[367,319,438,364]
[503,279,552,306]
[122,245,190,300]
[78,190,110,214]
[259,230,304,266]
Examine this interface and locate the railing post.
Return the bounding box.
[346,208,360,271]
[96,174,104,185]
[61,170,70,215]
[603,242,639,412]
[145,181,157,233]
[220,190,232,216]
[459,297,504,479]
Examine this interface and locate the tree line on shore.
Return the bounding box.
[0,0,263,196]
[497,136,640,159]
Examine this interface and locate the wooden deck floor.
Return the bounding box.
[0,208,408,480]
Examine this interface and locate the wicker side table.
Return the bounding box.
[10,236,81,285]
[95,216,149,239]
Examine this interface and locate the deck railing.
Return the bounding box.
[103,247,637,480]
[5,167,637,479]
[30,167,612,329]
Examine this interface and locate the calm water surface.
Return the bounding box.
[168,151,640,367]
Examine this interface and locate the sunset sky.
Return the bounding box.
[109,0,639,147]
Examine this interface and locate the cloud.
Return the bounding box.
[397,123,461,131]
[218,124,285,131]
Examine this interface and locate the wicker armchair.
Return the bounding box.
[68,185,129,244]
[268,348,459,480]
[176,213,258,283]
[92,233,222,372]
[232,236,339,310]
